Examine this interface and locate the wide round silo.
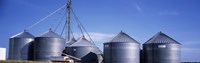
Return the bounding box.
[8,30,34,60]
[33,29,65,62]
[143,32,181,63]
[69,36,103,63]
[103,31,140,63]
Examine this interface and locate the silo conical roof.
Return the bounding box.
[107,31,139,43]
[70,36,95,47]
[92,47,103,54]
[39,29,63,38]
[144,32,181,44]
[66,37,77,46]
[10,30,34,38]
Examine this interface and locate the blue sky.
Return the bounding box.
[1,0,200,61]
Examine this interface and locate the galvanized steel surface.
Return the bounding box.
[8,31,34,60]
[104,42,140,63]
[39,29,63,38]
[107,31,139,43]
[144,32,181,44]
[70,36,95,47]
[66,37,77,46]
[104,32,140,63]
[68,46,100,63]
[69,37,102,63]
[143,44,181,63]
[10,30,35,38]
[143,32,181,63]
[33,30,65,62]
[33,37,65,62]
[70,37,102,54]
[63,38,77,55]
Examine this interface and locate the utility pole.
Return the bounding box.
[67,0,71,41]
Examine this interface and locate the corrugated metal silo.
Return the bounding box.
[103,31,140,63]
[63,37,77,55]
[8,30,34,60]
[69,36,103,63]
[143,32,181,63]
[66,37,77,46]
[33,29,65,62]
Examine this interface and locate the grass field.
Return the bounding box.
[0,60,48,63]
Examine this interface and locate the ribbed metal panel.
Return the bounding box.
[70,37,96,47]
[33,30,65,62]
[8,30,34,60]
[68,37,103,63]
[144,32,180,44]
[66,37,77,46]
[143,32,181,63]
[63,38,77,55]
[104,31,140,63]
[10,30,34,38]
[39,30,63,38]
[107,31,138,43]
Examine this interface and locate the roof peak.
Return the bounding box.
[70,37,96,47]
[24,29,28,32]
[38,30,63,38]
[144,32,181,44]
[10,30,34,38]
[107,31,139,43]
[66,37,77,46]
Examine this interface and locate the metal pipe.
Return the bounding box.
[67,0,71,41]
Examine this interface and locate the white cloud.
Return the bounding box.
[87,32,114,42]
[179,41,200,61]
[135,4,143,15]
[182,41,200,44]
[181,41,200,48]
[159,10,180,16]
[74,32,115,42]
[182,48,200,54]
[72,32,115,51]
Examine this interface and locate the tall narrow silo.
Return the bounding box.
[69,36,103,63]
[33,29,65,62]
[8,30,34,60]
[143,32,181,63]
[103,31,140,63]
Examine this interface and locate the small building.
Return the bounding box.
[0,47,6,60]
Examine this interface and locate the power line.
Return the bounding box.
[27,4,66,30]
[54,11,66,32]
[71,8,96,45]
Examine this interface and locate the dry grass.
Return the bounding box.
[0,60,48,63]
